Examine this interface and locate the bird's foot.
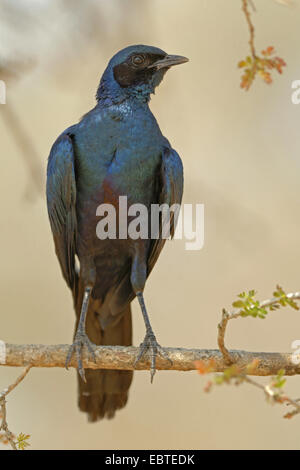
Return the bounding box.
[134,331,172,383]
[65,329,96,382]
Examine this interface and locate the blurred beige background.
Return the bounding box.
[1,0,300,450]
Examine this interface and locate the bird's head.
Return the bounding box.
[96,45,188,105]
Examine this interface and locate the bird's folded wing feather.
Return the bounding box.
[147,146,183,273]
[46,134,77,289]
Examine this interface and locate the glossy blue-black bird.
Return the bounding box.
[46,45,187,421]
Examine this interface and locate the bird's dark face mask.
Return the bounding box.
[113,52,188,96]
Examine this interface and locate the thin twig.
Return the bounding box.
[0,398,17,449]
[241,374,300,418]
[242,0,256,58]
[0,365,31,400]
[217,291,300,363]
[282,395,300,419]
[0,366,31,450]
[217,309,233,364]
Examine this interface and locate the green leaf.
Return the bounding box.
[16,433,30,450]
[232,300,245,308]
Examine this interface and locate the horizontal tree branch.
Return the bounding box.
[1,343,300,376]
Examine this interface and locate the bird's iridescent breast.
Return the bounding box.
[72,100,167,253]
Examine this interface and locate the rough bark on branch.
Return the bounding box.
[1,343,300,376]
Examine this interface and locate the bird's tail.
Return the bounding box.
[73,281,133,422]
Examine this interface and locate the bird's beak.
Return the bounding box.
[148,54,189,70]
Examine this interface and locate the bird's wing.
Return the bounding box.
[147,146,183,274]
[46,133,77,290]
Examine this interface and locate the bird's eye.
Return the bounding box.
[131,55,145,66]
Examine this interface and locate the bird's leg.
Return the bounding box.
[65,286,96,382]
[134,292,172,383]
